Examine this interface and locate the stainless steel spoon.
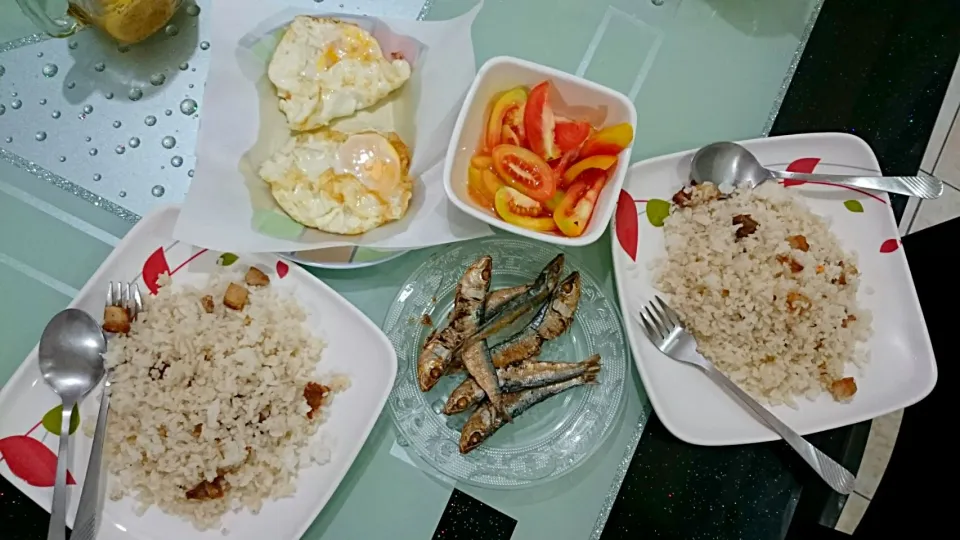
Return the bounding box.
[690,141,943,199]
[38,309,106,540]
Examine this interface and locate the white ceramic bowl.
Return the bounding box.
[443,56,638,246]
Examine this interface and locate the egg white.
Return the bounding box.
[268,16,412,131]
[260,129,413,235]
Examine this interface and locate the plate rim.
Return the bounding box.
[282,247,410,270]
[0,204,398,539]
[610,132,938,446]
[384,236,630,488]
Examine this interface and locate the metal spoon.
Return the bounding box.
[690,141,943,199]
[38,309,106,540]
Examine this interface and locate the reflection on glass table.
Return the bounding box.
[0,1,829,539]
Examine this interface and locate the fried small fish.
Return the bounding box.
[443,355,601,415]
[432,285,528,370]
[459,372,598,454]
[488,271,582,368]
[460,338,509,420]
[417,256,491,391]
[484,285,529,316]
[447,257,565,374]
[452,255,564,362]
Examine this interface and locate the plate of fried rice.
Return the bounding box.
[611,133,937,445]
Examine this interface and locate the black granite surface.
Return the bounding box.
[432,489,517,540]
[771,0,960,221]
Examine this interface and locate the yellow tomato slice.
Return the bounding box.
[562,155,617,187]
[471,155,494,171]
[495,187,557,232]
[485,87,528,150]
[580,123,634,158]
[468,166,494,210]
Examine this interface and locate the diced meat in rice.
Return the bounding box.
[101,272,349,530]
[655,182,871,407]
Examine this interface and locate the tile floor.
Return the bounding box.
[835,57,960,534]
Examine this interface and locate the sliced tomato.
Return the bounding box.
[491,144,558,202]
[551,148,580,178]
[467,166,494,210]
[504,105,526,146]
[481,169,505,199]
[562,155,617,187]
[553,174,606,237]
[471,154,494,171]
[554,120,591,153]
[485,87,527,150]
[501,124,523,146]
[544,189,566,213]
[580,123,634,158]
[524,82,560,160]
[495,187,557,232]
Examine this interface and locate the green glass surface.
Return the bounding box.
[0,0,823,538]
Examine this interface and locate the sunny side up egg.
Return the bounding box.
[260,130,414,235]
[268,16,412,131]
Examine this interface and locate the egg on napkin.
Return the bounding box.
[259,129,413,235]
[268,16,412,131]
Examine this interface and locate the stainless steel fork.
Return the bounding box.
[72,282,142,540]
[637,296,856,495]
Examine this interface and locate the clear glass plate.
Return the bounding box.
[384,237,628,489]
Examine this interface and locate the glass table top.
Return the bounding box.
[0,1,825,538]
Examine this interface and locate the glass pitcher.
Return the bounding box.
[17,0,183,44]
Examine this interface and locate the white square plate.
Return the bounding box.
[0,206,397,539]
[610,133,937,445]
[444,56,637,247]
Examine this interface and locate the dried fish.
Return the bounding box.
[459,372,598,454]
[443,355,601,415]
[417,257,491,391]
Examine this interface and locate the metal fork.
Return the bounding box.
[72,282,142,540]
[637,296,856,495]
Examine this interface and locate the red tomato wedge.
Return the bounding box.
[523,82,560,160]
[495,187,556,232]
[554,174,606,237]
[562,155,617,187]
[485,87,528,150]
[554,120,591,153]
[491,144,558,202]
[580,123,634,158]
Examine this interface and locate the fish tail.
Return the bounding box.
[583,354,601,375]
[581,370,599,385]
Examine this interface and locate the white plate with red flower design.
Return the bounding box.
[610,132,937,446]
[0,205,397,539]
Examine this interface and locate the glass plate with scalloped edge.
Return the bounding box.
[384,237,629,489]
[611,132,937,446]
[0,205,397,540]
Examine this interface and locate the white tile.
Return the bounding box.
[898,197,920,236]
[921,58,960,173]
[933,109,960,188]
[854,409,902,499]
[908,183,960,234]
[836,493,870,534]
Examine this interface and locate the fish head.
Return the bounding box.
[417,346,449,391]
[540,254,565,291]
[458,407,495,453]
[556,272,581,301]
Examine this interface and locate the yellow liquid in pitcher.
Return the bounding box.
[71,0,178,44]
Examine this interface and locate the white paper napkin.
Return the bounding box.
[174,0,492,253]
